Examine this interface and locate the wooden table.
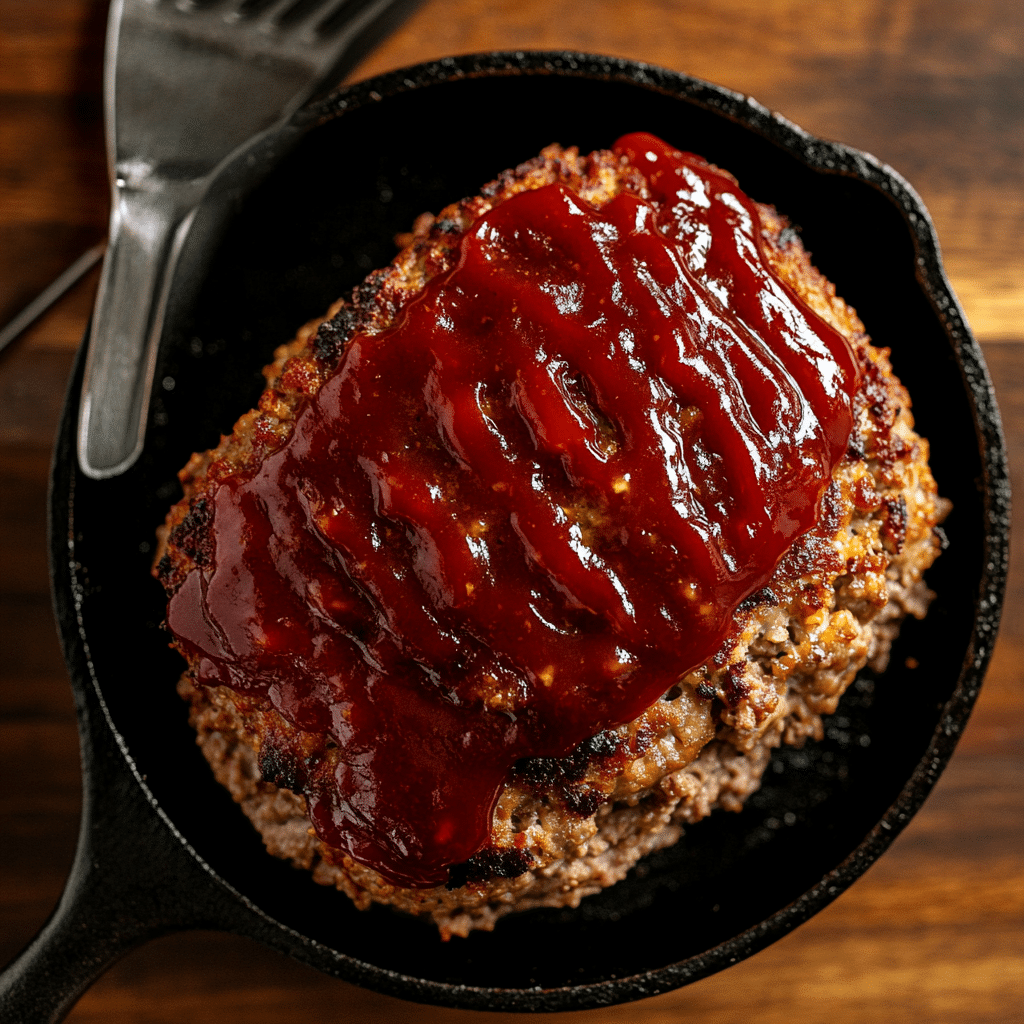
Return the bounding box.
[2,2,1021,1020]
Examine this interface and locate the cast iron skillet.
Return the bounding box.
[1,52,1010,1021]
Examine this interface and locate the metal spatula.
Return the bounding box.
[78,0,417,479]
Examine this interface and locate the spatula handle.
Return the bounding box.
[77,182,201,479]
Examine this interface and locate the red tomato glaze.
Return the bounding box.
[166,132,861,887]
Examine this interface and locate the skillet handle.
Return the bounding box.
[0,673,246,1022]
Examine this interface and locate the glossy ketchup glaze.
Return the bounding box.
[166,132,862,887]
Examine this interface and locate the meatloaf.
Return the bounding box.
[155,136,947,939]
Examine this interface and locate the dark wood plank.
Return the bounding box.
[979,344,1024,647]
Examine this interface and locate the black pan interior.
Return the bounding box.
[54,56,1003,1008]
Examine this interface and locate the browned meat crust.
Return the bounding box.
[156,143,947,939]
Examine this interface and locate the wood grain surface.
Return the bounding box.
[1,1,1021,1021]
